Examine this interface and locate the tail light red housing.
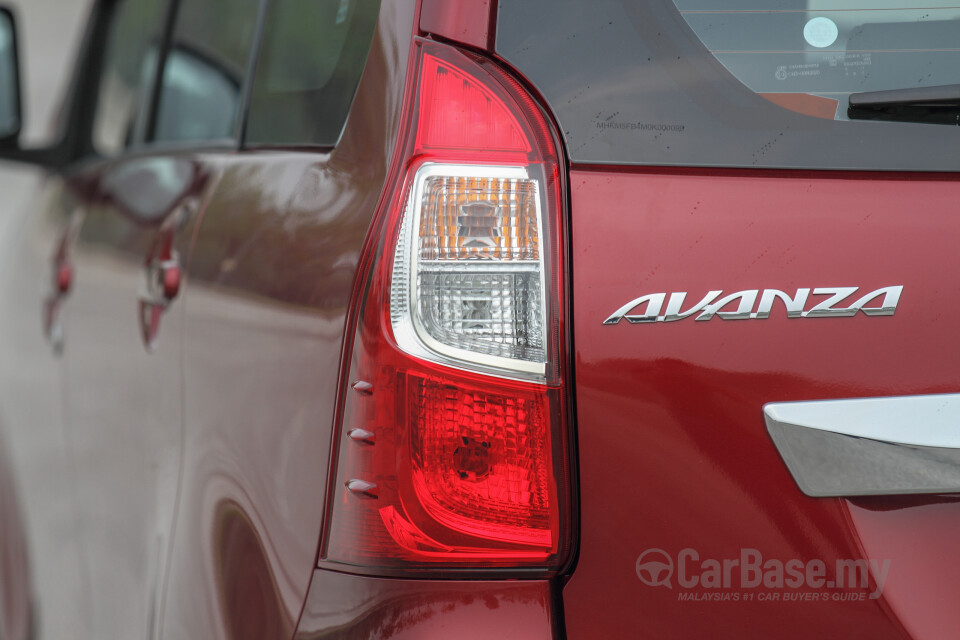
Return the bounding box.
[320,38,571,575]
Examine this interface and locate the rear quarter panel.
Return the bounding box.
[159,1,417,637]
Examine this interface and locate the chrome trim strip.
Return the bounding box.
[765,394,960,497]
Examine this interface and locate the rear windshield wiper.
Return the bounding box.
[848,84,960,125]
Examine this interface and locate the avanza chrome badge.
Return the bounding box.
[603,286,903,324]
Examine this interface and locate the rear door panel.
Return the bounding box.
[563,167,960,639]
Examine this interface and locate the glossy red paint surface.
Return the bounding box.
[846,497,960,640]
[9,0,960,637]
[563,167,960,639]
[419,0,494,51]
[294,569,555,638]
[0,2,421,639]
[160,3,419,638]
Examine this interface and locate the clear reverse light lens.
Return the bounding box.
[391,163,546,378]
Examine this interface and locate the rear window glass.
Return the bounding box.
[496,0,960,171]
[244,0,380,147]
[677,1,960,116]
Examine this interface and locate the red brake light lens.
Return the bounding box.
[416,53,531,154]
[321,39,570,574]
[410,374,553,546]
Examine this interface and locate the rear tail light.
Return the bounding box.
[320,38,570,574]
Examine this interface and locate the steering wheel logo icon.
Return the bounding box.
[636,549,674,588]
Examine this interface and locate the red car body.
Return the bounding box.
[0,0,957,639]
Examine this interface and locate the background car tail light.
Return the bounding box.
[321,38,570,573]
